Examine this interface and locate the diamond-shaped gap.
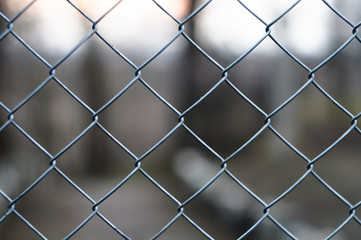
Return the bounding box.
[55,125,137,196]
[0,121,49,199]
[140,126,223,202]
[183,173,265,239]
[240,0,300,24]
[192,0,268,65]
[227,36,310,114]
[55,34,136,111]
[96,0,180,65]
[153,0,195,22]
[98,171,178,239]
[67,0,120,21]
[271,174,350,240]
[226,128,306,202]
[271,0,352,62]
[0,210,44,239]
[0,1,33,21]
[100,79,179,157]
[13,170,93,239]
[270,82,352,158]
[313,128,361,204]
[315,41,361,115]
[14,78,92,155]
[156,215,211,240]
[141,35,220,112]
[335,216,361,240]
[69,214,127,240]
[184,80,265,157]
[137,38,185,111]
[0,33,49,109]
[11,0,92,64]
[324,0,361,26]
[245,216,301,240]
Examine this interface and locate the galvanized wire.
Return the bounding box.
[1,0,361,239]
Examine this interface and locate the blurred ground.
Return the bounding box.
[0,172,238,240]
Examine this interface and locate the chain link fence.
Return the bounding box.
[1,0,361,239]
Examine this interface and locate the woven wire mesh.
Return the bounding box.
[1,0,361,239]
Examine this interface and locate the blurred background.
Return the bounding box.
[1,0,361,239]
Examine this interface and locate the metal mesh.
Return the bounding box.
[1,0,361,239]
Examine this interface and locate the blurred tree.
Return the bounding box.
[173,0,199,154]
[81,37,111,175]
[182,0,198,111]
[70,1,112,175]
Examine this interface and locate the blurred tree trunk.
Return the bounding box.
[82,39,111,175]
[179,0,200,152]
[182,0,198,112]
